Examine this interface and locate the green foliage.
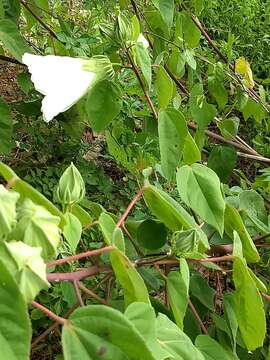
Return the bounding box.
[0,97,14,154]
[0,18,30,60]
[1,0,270,358]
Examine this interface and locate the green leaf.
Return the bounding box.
[190,273,216,311]
[239,190,267,224]
[177,163,225,235]
[189,83,217,130]
[224,203,259,263]
[183,132,201,165]
[208,63,228,110]
[0,97,14,154]
[168,49,185,77]
[22,0,48,28]
[86,79,122,132]
[1,0,21,22]
[0,185,19,238]
[185,49,197,70]
[63,212,82,253]
[136,219,167,250]
[0,260,31,359]
[99,212,116,245]
[0,162,65,228]
[208,146,237,183]
[182,11,201,48]
[156,313,204,359]
[223,294,238,352]
[112,227,125,253]
[0,18,30,61]
[144,185,197,231]
[144,185,209,247]
[62,304,155,360]
[151,0,174,29]
[110,248,150,306]
[233,257,266,350]
[11,199,61,260]
[167,259,189,329]
[192,0,204,15]
[135,43,152,89]
[0,241,49,303]
[71,204,92,227]
[158,108,188,180]
[195,335,231,360]
[156,66,173,109]
[218,117,239,140]
[105,131,135,172]
[125,302,169,360]
[16,72,33,94]
[241,98,266,123]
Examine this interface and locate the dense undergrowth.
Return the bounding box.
[1,0,270,359]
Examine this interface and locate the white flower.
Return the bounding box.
[22,53,114,123]
[137,33,149,49]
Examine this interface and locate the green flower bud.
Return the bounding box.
[56,163,85,206]
[115,13,133,44]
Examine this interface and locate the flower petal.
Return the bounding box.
[22,53,95,122]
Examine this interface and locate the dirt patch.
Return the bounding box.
[0,62,23,102]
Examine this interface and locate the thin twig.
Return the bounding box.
[237,152,270,164]
[20,0,59,40]
[188,299,208,334]
[46,246,114,268]
[127,52,158,120]
[116,187,144,228]
[31,275,113,348]
[73,281,84,306]
[78,282,109,305]
[31,301,66,325]
[0,55,24,65]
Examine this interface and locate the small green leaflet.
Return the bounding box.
[10,199,61,260]
[158,108,188,180]
[0,185,19,238]
[177,163,225,235]
[135,43,152,89]
[0,18,30,61]
[0,260,31,360]
[86,79,122,132]
[167,259,190,329]
[0,97,14,154]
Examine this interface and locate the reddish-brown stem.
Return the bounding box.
[73,281,84,306]
[31,301,66,325]
[46,246,114,268]
[188,299,208,335]
[261,293,270,302]
[78,282,109,305]
[116,188,144,228]
[47,266,111,282]
[31,275,113,348]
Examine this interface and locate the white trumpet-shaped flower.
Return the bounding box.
[22,53,114,122]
